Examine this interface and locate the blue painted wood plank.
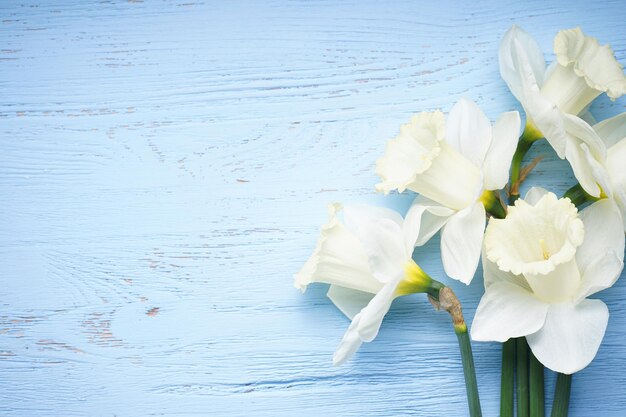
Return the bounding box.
[1,1,625,416]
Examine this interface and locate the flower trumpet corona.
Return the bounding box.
[375,98,520,284]
[294,203,442,365]
[471,189,625,374]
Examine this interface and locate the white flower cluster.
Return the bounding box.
[295,26,626,375]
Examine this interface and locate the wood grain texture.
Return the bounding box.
[1,1,625,416]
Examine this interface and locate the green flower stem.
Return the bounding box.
[517,338,530,417]
[530,349,545,417]
[510,136,534,191]
[500,339,515,417]
[425,279,446,299]
[428,285,482,417]
[509,124,543,205]
[457,327,482,417]
[550,373,572,417]
[562,183,600,208]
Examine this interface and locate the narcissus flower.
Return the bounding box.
[499,26,626,197]
[294,203,440,365]
[471,189,625,374]
[375,98,520,284]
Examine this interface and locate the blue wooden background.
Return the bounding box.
[1,1,625,416]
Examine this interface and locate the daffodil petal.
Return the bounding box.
[615,191,626,232]
[562,113,607,197]
[471,281,549,342]
[446,97,493,167]
[526,299,609,374]
[482,111,521,190]
[593,112,626,148]
[575,199,625,274]
[606,139,626,206]
[441,202,486,284]
[332,280,397,365]
[507,36,569,158]
[499,25,547,102]
[344,205,408,283]
[327,285,376,320]
[565,140,602,198]
[403,195,455,250]
[574,252,623,303]
[579,142,613,200]
[524,186,550,206]
[606,138,626,231]
[333,313,364,366]
[563,113,606,159]
[357,281,397,342]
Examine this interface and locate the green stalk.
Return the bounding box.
[428,286,482,417]
[562,183,600,208]
[509,124,543,204]
[530,349,545,417]
[457,327,482,417]
[510,136,534,191]
[517,338,529,417]
[550,373,572,417]
[500,339,515,417]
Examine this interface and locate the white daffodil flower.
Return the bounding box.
[294,203,438,365]
[499,26,626,197]
[375,98,520,284]
[471,189,625,374]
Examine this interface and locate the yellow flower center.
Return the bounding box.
[395,260,433,296]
